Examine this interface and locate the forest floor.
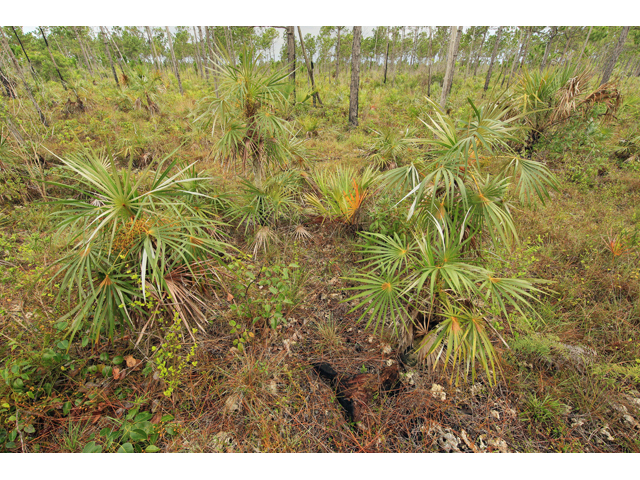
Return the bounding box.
[1,68,640,452]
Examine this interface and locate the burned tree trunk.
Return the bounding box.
[349,26,362,127]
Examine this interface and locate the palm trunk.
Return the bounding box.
[39,27,67,91]
[601,26,630,85]
[165,26,184,96]
[297,26,322,106]
[0,29,48,126]
[349,26,362,127]
[100,27,119,87]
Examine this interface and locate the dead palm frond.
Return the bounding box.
[251,226,278,258]
[582,82,622,122]
[552,70,592,123]
[292,224,312,242]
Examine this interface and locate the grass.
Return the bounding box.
[1,63,640,453]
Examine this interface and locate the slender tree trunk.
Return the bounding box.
[349,27,362,127]
[335,26,342,81]
[0,100,24,144]
[109,30,126,66]
[473,27,488,77]
[73,26,94,76]
[576,26,593,67]
[383,32,390,84]
[99,27,119,86]
[165,26,184,95]
[465,27,479,79]
[601,26,630,85]
[0,29,48,126]
[441,26,459,105]
[223,27,236,67]
[0,65,18,99]
[38,27,67,90]
[440,26,462,109]
[192,27,203,78]
[286,26,296,104]
[206,27,219,96]
[540,26,557,71]
[427,26,433,96]
[371,30,379,70]
[10,27,38,83]
[297,26,322,107]
[558,28,576,66]
[519,27,532,71]
[198,26,209,82]
[506,27,525,88]
[145,26,161,71]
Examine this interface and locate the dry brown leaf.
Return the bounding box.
[112,367,122,380]
[226,292,234,302]
[124,355,141,369]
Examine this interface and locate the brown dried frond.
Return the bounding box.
[552,71,591,123]
[293,224,312,242]
[251,226,278,258]
[582,82,622,122]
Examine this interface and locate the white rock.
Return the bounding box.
[470,383,483,397]
[267,380,277,395]
[431,383,446,401]
[599,425,615,442]
[487,437,508,453]
[223,393,243,414]
[623,414,639,429]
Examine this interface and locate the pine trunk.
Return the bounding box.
[39,27,67,90]
[286,26,296,104]
[576,26,593,67]
[100,26,119,87]
[440,26,462,109]
[0,29,48,126]
[146,27,161,71]
[165,26,184,95]
[335,26,342,81]
[349,27,362,127]
[73,27,94,76]
[383,33,390,84]
[427,26,433,96]
[297,27,322,106]
[473,27,488,77]
[601,26,630,85]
